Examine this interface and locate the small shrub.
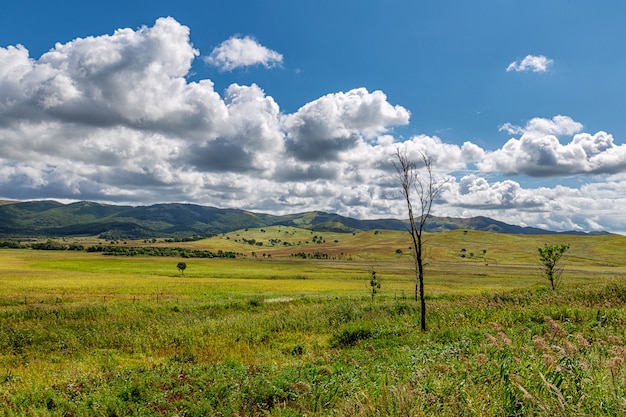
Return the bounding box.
[291,344,305,356]
[330,326,374,348]
[394,302,412,315]
[326,302,360,326]
[169,352,196,364]
[248,296,264,307]
[118,384,143,402]
[369,270,381,301]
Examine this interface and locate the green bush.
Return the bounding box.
[330,325,374,347]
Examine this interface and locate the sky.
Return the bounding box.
[1,0,626,233]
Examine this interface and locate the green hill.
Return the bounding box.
[0,200,608,239]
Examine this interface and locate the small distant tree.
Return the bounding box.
[369,269,381,301]
[538,243,570,290]
[177,262,187,276]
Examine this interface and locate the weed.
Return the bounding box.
[331,325,374,348]
[2,239,626,415]
[248,296,265,307]
[291,343,305,356]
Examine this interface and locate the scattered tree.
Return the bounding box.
[369,269,381,301]
[394,147,447,331]
[177,262,187,276]
[538,243,570,290]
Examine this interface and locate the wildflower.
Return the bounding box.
[612,356,624,368]
[542,354,557,368]
[485,333,498,345]
[576,334,591,349]
[291,381,312,394]
[476,353,488,366]
[497,332,512,347]
[608,346,626,358]
[318,365,333,376]
[489,322,503,332]
[562,340,577,356]
[436,363,450,373]
[608,356,624,373]
[533,336,549,353]
[607,335,623,345]
[544,316,567,338]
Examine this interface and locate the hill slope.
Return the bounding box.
[0,200,607,238]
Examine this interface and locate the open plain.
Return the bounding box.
[1,228,626,416]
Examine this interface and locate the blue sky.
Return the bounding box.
[1,0,626,232]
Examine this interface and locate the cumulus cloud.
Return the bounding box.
[480,116,626,176]
[283,88,410,161]
[0,18,414,212]
[435,174,626,233]
[443,175,546,210]
[499,115,583,137]
[187,83,284,174]
[1,18,625,233]
[205,36,283,71]
[506,54,553,72]
[390,135,485,173]
[0,17,228,140]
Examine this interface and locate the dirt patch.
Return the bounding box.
[264,297,293,303]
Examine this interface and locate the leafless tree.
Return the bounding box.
[394,147,447,331]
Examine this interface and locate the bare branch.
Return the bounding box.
[393,146,446,331]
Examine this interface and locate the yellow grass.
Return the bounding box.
[2,229,626,415]
[2,229,626,303]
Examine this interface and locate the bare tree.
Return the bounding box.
[394,147,447,331]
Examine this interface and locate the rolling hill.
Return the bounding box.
[0,200,608,239]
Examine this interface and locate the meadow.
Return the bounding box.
[1,228,626,416]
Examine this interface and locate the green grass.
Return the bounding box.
[1,230,626,415]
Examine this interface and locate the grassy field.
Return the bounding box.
[1,229,626,415]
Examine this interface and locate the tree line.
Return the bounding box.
[0,239,237,258]
[87,245,237,258]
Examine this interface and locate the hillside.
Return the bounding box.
[0,200,608,239]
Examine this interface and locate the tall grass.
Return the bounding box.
[1,280,626,415]
[1,230,626,415]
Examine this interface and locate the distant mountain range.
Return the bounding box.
[0,200,609,239]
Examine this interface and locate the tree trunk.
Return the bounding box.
[394,147,445,333]
[417,236,426,331]
[420,275,426,331]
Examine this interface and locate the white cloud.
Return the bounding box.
[283,88,410,161]
[0,18,414,216]
[506,54,553,72]
[435,175,626,233]
[0,17,228,140]
[443,175,546,210]
[1,18,626,233]
[499,115,583,137]
[372,135,481,174]
[205,36,283,71]
[481,116,626,176]
[187,83,284,174]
